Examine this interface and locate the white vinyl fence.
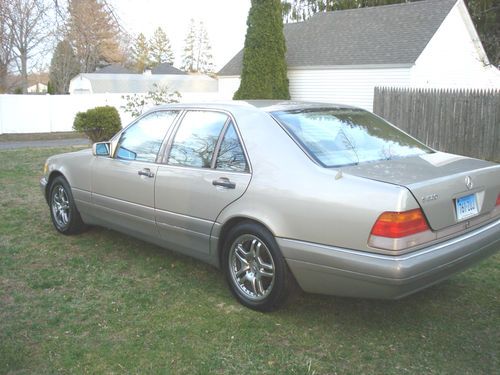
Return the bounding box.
[0,92,220,134]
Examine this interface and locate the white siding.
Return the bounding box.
[218,76,241,99]
[411,0,500,88]
[288,67,411,111]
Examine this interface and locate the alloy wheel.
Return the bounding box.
[229,234,276,301]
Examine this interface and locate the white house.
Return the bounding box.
[27,82,48,94]
[218,0,500,111]
[69,63,218,97]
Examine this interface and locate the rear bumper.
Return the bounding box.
[278,218,500,299]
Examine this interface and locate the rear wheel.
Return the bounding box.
[49,176,85,234]
[223,222,293,311]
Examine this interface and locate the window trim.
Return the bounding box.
[161,109,252,173]
[210,118,231,169]
[111,109,182,164]
[212,120,250,173]
[270,108,434,169]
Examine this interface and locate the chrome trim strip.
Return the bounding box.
[157,221,211,239]
[92,192,154,209]
[91,202,156,225]
[279,218,500,261]
[155,208,214,236]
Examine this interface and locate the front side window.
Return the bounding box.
[273,108,432,167]
[116,111,178,162]
[215,122,248,172]
[168,111,228,168]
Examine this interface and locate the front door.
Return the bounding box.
[155,110,251,255]
[91,110,179,238]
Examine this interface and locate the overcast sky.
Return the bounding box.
[108,0,251,70]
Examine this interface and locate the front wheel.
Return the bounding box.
[223,222,293,312]
[49,176,86,234]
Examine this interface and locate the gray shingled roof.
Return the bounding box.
[95,64,134,74]
[151,63,187,75]
[219,0,457,76]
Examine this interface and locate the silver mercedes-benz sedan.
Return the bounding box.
[40,101,500,311]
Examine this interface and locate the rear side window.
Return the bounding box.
[273,108,432,167]
[215,122,248,172]
[116,111,178,162]
[168,111,228,168]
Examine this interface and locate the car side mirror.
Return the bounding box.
[93,142,111,157]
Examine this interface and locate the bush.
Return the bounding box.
[73,106,122,142]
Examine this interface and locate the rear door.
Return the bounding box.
[155,110,251,255]
[91,110,179,237]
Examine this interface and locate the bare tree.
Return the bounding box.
[0,2,14,93]
[4,0,53,93]
[149,27,174,66]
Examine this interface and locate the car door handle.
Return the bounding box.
[212,177,236,189]
[138,168,155,178]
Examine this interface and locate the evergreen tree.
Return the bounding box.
[131,33,150,73]
[49,39,80,94]
[234,0,290,100]
[181,19,215,74]
[196,22,215,74]
[47,80,55,95]
[181,19,198,73]
[149,27,174,66]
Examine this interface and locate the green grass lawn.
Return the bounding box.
[1,147,499,374]
[0,132,84,142]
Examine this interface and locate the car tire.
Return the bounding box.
[49,176,86,235]
[223,222,293,312]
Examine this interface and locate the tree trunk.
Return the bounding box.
[21,50,28,94]
[0,63,8,93]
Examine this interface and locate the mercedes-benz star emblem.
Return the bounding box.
[465,176,473,190]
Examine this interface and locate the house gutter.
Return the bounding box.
[288,63,414,71]
[218,63,415,77]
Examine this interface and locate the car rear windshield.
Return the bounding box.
[272,108,432,167]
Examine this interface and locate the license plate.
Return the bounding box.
[455,194,479,221]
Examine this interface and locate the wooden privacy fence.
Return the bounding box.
[373,87,500,162]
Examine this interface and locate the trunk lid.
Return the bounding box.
[342,152,500,230]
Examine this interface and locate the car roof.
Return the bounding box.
[152,100,357,114]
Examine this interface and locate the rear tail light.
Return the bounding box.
[369,208,434,251]
[493,193,500,217]
[370,209,429,238]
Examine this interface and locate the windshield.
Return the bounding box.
[272,108,432,167]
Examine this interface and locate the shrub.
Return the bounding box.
[73,106,122,143]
